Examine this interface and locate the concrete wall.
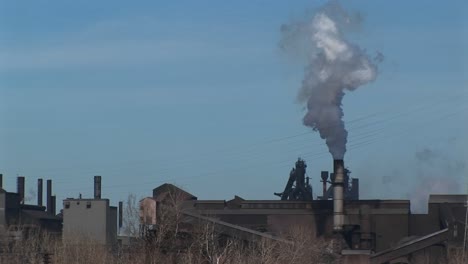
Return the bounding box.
[63,199,110,244]
[374,214,409,252]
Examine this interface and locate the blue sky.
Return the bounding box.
[0,1,467,212]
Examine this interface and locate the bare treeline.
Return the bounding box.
[0,226,340,264]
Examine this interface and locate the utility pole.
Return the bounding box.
[463,182,468,263]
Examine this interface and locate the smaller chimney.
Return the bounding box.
[17,176,25,204]
[0,174,3,189]
[38,178,43,206]
[321,171,329,200]
[47,180,52,214]
[94,176,102,199]
[51,195,56,215]
[118,201,123,230]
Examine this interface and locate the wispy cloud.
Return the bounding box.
[0,17,269,71]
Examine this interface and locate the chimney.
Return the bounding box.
[0,174,3,189]
[321,171,329,200]
[94,176,101,199]
[118,201,123,230]
[47,180,52,214]
[37,178,43,206]
[351,178,359,200]
[333,159,345,232]
[17,176,25,204]
[51,195,56,215]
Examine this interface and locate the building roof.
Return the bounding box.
[152,183,197,201]
[428,195,468,204]
[22,209,62,221]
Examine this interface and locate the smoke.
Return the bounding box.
[281,2,382,159]
[409,147,465,212]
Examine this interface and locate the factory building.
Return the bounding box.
[0,175,61,240]
[62,176,119,246]
[140,159,468,264]
[0,174,121,248]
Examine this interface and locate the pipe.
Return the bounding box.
[17,176,25,204]
[333,159,345,232]
[51,195,56,215]
[321,171,328,200]
[119,201,123,229]
[47,180,52,214]
[0,174,3,189]
[38,178,43,206]
[351,178,359,200]
[94,176,102,199]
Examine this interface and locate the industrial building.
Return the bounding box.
[62,176,120,246]
[0,174,61,240]
[140,159,468,264]
[0,156,466,263]
[0,174,122,248]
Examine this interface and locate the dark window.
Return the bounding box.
[86,201,91,208]
[65,202,70,209]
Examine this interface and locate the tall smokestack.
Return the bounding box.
[17,176,25,204]
[94,176,101,199]
[321,171,329,200]
[118,201,123,230]
[37,178,43,206]
[46,179,52,214]
[0,174,3,189]
[333,159,345,232]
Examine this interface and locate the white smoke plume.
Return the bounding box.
[281,2,382,159]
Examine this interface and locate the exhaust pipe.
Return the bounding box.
[333,159,345,232]
[94,176,102,199]
[118,201,123,230]
[47,179,52,214]
[17,176,25,204]
[38,178,43,206]
[51,195,56,215]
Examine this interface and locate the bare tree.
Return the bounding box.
[122,194,140,237]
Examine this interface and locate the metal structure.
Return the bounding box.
[274,158,313,201]
[139,158,467,264]
[333,159,345,232]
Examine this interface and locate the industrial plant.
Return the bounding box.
[0,157,467,264]
[0,1,465,264]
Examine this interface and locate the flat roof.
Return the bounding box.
[428,195,468,204]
